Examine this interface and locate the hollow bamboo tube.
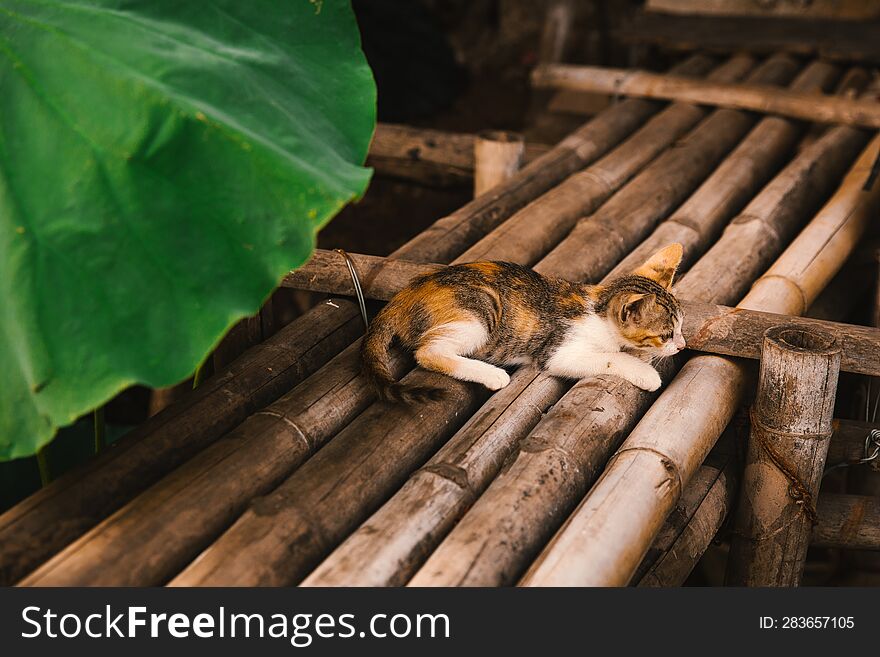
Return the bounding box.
[457,54,765,264]
[531,63,880,129]
[413,82,874,589]
[167,59,766,588]
[474,131,525,196]
[726,327,842,586]
[520,134,880,588]
[3,58,717,588]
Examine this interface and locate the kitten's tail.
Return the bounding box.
[361,312,446,405]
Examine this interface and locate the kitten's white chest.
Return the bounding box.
[551,314,620,362]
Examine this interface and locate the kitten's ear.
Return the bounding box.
[633,243,683,290]
[619,293,652,323]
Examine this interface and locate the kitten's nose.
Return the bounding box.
[674,335,686,351]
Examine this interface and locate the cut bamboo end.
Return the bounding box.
[726,326,841,587]
[474,130,525,196]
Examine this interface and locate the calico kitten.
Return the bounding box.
[362,244,686,403]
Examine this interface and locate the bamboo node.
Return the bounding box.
[749,407,819,525]
[418,462,474,496]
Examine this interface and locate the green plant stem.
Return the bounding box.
[94,406,105,454]
[36,447,51,487]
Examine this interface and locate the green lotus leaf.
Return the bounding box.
[0,0,376,459]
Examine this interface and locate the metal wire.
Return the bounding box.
[334,248,370,331]
[823,428,880,476]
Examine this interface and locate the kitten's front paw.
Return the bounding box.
[631,367,662,392]
[483,368,511,391]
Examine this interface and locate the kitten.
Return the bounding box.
[362,243,686,403]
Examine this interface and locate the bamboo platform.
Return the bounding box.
[4,51,880,588]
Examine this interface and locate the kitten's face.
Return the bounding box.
[615,293,685,357]
[608,243,686,357]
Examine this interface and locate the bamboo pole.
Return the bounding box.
[676,301,880,377]
[813,494,880,550]
[403,55,715,265]
[367,123,547,187]
[633,422,880,587]
[726,326,842,586]
[636,456,737,587]
[2,59,718,587]
[531,63,880,129]
[519,134,880,588]
[458,54,767,264]
[412,84,872,588]
[167,59,772,588]
[473,131,526,196]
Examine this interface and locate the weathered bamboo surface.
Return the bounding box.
[813,494,880,550]
[8,60,720,588]
[602,61,846,279]
[531,63,880,129]
[535,61,808,281]
[677,301,880,377]
[0,298,362,586]
[519,133,880,587]
[474,131,526,196]
[457,54,768,264]
[404,54,713,264]
[727,326,841,586]
[166,59,772,588]
[302,367,570,587]
[634,422,880,586]
[635,454,737,587]
[367,123,547,187]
